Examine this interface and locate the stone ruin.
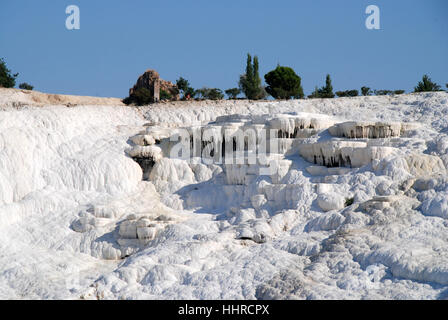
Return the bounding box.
[129,69,179,103]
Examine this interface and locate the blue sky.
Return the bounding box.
[0,0,447,98]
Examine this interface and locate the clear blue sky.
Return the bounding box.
[1,0,447,98]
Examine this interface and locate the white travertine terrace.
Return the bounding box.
[328,121,403,138]
[298,141,397,168]
[2,91,448,300]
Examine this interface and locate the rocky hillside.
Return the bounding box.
[0,88,124,108]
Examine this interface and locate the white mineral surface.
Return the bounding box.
[1,91,448,300]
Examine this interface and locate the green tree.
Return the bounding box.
[123,88,152,106]
[225,88,240,99]
[307,75,334,98]
[374,90,392,96]
[308,86,320,99]
[320,74,334,98]
[361,86,371,96]
[393,90,405,95]
[184,86,196,99]
[335,90,358,97]
[414,74,442,92]
[264,65,304,99]
[19,82,34,90]
[196,87,224,100]
[239,53,266,100]
[176,77,195,100]
[253,56,262,93]
[347,89,358,97]
[245,54,254,87]
[0,58,18,88]
[176,77,189,92]
[195,87,207,100]
[160,89,172,100]
[207,88,224,100]
[132,88,152,105]
[176,77,196,100]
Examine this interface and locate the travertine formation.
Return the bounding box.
[127,114,441,183]
[3,89,448,300]
[118,212,178,247]
[298,141,397,168]
[328,121,403,139]
[121,112,446,257]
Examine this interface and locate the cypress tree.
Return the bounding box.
[246,54,254,86]
[239,53,266,100]
[308,74,335,98]
[323,74,335,98]
[253,56,261,89]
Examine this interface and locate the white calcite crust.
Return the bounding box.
[298,140,398,168]
[1,91,448,300]
[328,121,403,139]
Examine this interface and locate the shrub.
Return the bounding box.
[123,88,152,106]
[336,90,358,97]
[176,77,195,99]
[374,89,393,96]
[184,86,196,99]
[0,58,18,88]
[307,74,334,98]
[160,89,172,100]
[176,77,189,92]
[19,82,33,90]
[348,90,359,97]
[308,86,320,99]
[239,54,266,100]
[361,86,371,96]
[225,88,240,99]
[195,87,207,100]
[373,89,404,96]
[264,65,304,100]
[414,74,441,92]
[207,88,224,100]
[195,87,224,100]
